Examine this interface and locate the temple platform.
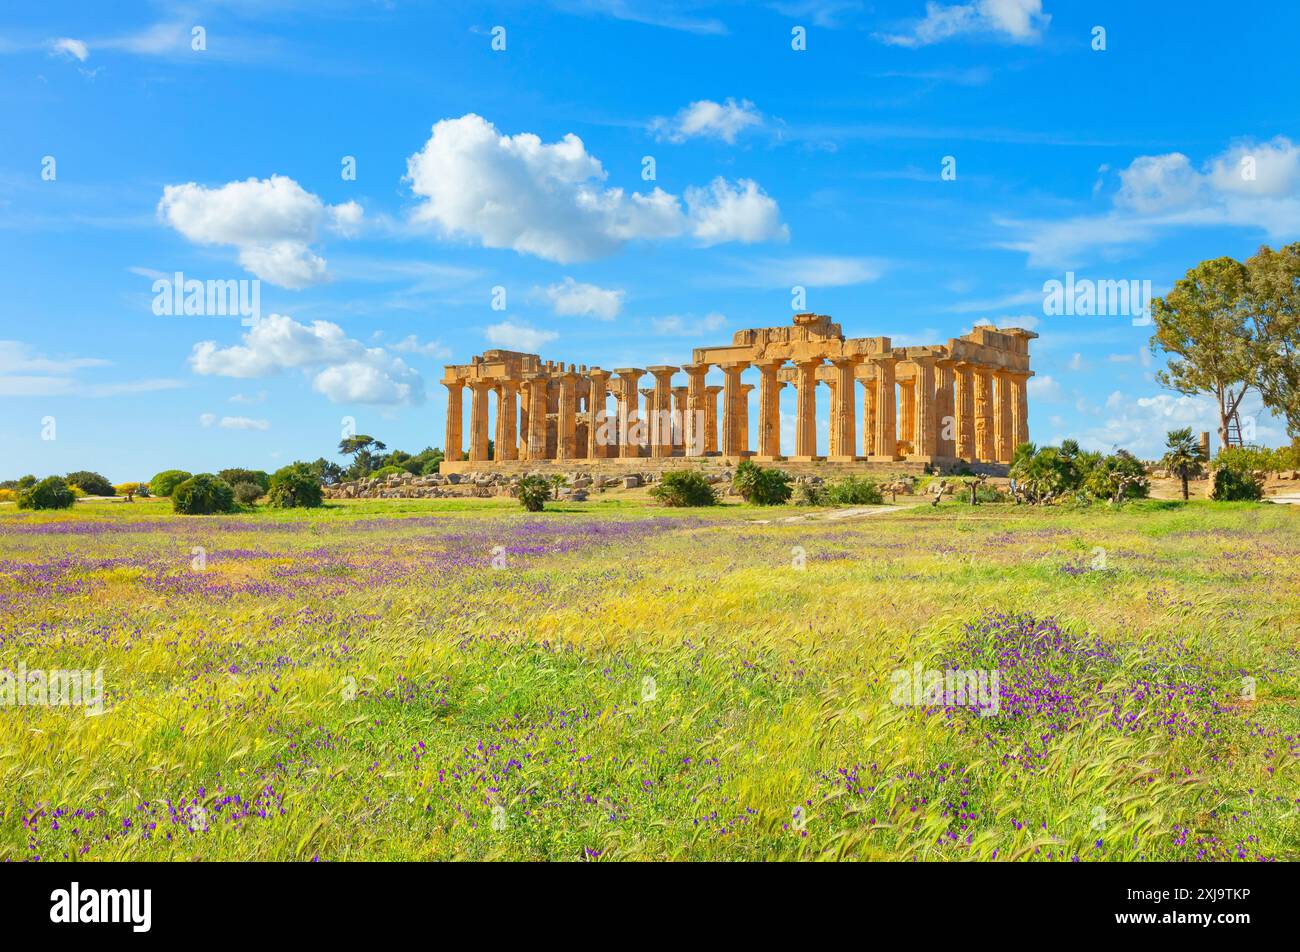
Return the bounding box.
[439,455,1008,477]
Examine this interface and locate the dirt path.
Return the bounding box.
[747,503,924,525]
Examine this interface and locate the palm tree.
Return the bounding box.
[1161,428,1206,501]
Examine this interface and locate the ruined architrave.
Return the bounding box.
[440,314,1035,475]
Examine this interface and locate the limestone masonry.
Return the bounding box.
[441,314,1036,475]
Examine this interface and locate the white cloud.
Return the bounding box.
[50,38,89,61]
[157,175,362,288]
[1077,392,1219,457]
[879,0,1049,48]
[538,277,625,321]
[484,320,559,353]
[651,98,763,143]
[0,340,180,398]
[189,313,423,405]
[403,114,785,262]
[201,413,269,430]
[1026,374,1062,401]
[390,335,451,359]
[229,390,267,404]
[686,178,788,245]
[650,312,727,336]
[1001,136,1300,267]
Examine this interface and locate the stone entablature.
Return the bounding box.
[440,315,1035,473]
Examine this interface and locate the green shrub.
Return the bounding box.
[233,481,264,505]
[514,474,551,512]
[824,475,884,505]
[650,470,717,507]
[1082,450,1150,502]
[172,474,236,515]
[732,460,792,506]
[149,470,192,497]
[17,476,76,510]
[65,470,115,497]
[794,481,827,506]
[218,468,270,492]
[371,465,406,479]
[266,464,323,509]
[16,475,37,490]
[1211,466,1264,501]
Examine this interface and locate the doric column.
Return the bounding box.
[870,355,898,460]
[704,385,723,454]
[911,355,937,459]
[681,365,709,457]
[753,359,784,460]
[860,377,876,457]
[1009,371,1030,450]
[614,369,644,459]
[672,387,687,452]
[826,380,839,458]
[935,359,956,458]
[993,371,1013,463]
[793,358,821,460]
[829,356,858,461]
[899,378,915,451]
[719,362,749,458]
[497,379,519,461]
[954,362,975,461]
[648,366,676,458]
[974,367,995,462]
[556,370,578,461]
[468,379,491,462]
[523,375,549,460]
[444,379,464,463]
[739,384,754,455]
[587,368,610,459]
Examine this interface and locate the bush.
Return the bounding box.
[233,481,265,505]
[1212,466,1264,501]
[18,476,76,510]
[149,470,192,497]
[1082,450,1150,503]
[794,481,828,506]
[266,464,324,509]
[824,475,884,505]
[16,475,37,490]
[218,468,271,492]
[514,474,551,512]
[114,482,149,499]
[650,470,717,507]
[65,470,115,496]
[732,460,792,506]
[0,489,16,503]
[172,474,236,515]
[371,465,407,479]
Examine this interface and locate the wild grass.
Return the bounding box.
[0,497,1296,861]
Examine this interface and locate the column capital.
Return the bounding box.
[587,366,611,380]
[752,358,785,372]
[717,360,750,373]
[647,364,679,378]
[680,362,710,377]
[705,384,724,395]
[443,377,465,390]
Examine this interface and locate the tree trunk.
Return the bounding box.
[1181,472,1189,501]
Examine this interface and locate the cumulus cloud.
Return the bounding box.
[403,114,786,262]
[484,320,559,353]
[50,38,89,61]
[878,0,1049,48]
[157,175,363,288]
[1026,374,1062,401]
[1077,392,1220,457]
[650,312,727,336]
[201,413,270,430]
[650,98,764,143]
[537,277,624,321]
[686,178,788,245]
[1000,135,1300,267]
[390,335,451,359]
[189,313,423,405]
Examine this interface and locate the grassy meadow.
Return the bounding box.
[1,496,1297,861]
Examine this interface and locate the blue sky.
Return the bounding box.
[2,0,1297,481]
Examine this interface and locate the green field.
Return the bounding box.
[2,497,1297,861]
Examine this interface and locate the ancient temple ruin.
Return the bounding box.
[440,314,1035,474]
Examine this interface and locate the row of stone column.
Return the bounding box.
[444,358,1028,464]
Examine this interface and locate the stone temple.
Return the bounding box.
[440,314,1035,475]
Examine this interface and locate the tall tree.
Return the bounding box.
[1245,243,1300,438]
[1149,257,1256,448]
[338,435,387,478]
